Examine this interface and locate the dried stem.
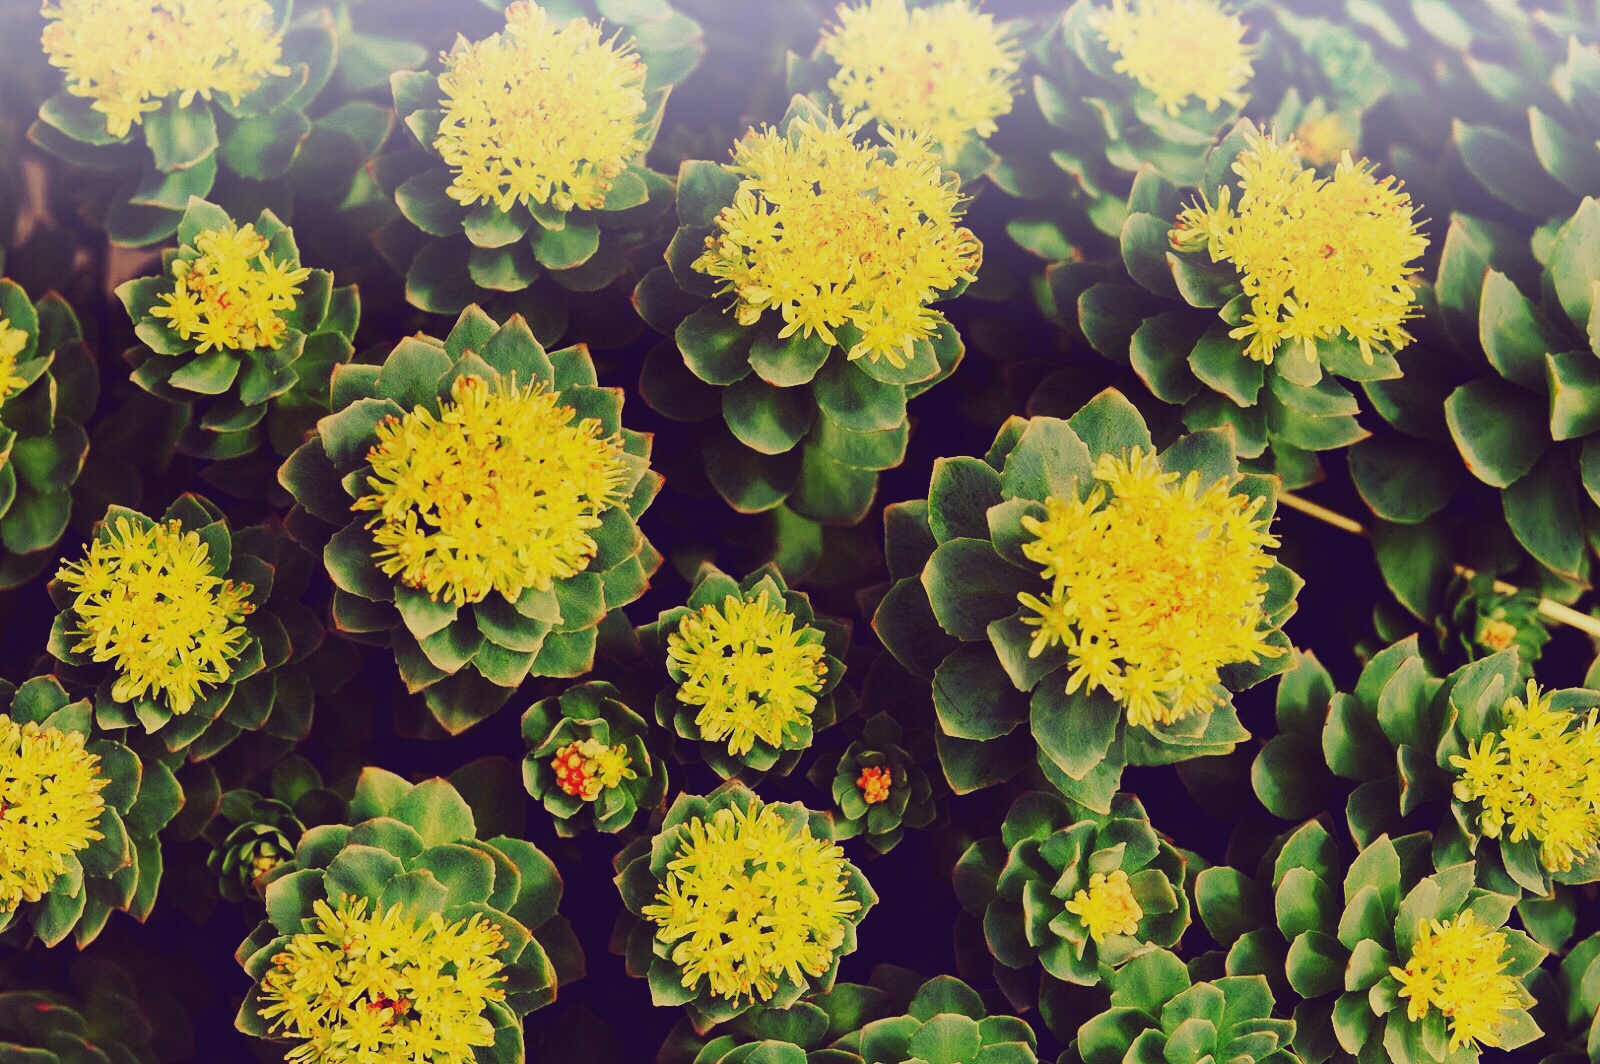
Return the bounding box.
[1276,491,1600,640]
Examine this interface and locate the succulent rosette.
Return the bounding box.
[1346,194,1600,587]
[0,281,95,588]
[237,770,578,1063]
[0,956,186,1063]
[636,563,848,780]
[1369,571,1553,684]
[1286,638,1600,896]
[114,197,357,460]
[47,496,315,757]
[955,791,1189,995]
[1065,120,1428,489]
[1062,948,1294,1064]
[279,304,662,733]
[833,974,1041,1064]
[633,94,973,524]
[379,0,699,319]
[31,0,335,247]
[521,680,666,836]
[1196,830,1545,1064]
[0,675,179,950]
[784,0,1023,183]
[613,782,876,1030]
[807,711,938,854]
[204,757,345,905]
[871,389,1299,809]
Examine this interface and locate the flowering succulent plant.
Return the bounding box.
[636,563,848,779]
[613,782,875,1030]
[379,0,699,319]
[1196,827,1545,1063]
[521,680,666,835]
[0,281,95,588]
[204,756,345,903]
[280,304,661,733]
[955,791,1189,995]
[807,711,938,854]
[786,0,1022,181]
[237,770,578,1063]
[873,389,1299,808]
[0,675,178,949]
[32,0,336,246]
[634,94,974,524]
[115,197,357,459]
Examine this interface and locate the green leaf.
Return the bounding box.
[389,779,476,847]
[750,328,831,387]
[676,160,739,227]
[1444,379,1548,488]
[531,221,600,270]
[1067,388,1153,459]
[675,305,753,385]
[1549,197,1600,331]
[1349,437,1463,523]
[722,376,811,454]
[1546,351,1600,440]
[998,417,1092,503]
[324,845,405,904]
[812,359,906,433]
[928,457,1003,543]
[922,539,1034,641]
[1479,270,1566,390]
[1503,448,1585,576]
[1189,319,1263,407]
[1032,680,1120,781]
[931,643,1028,741]
[395,169,467,237]
[1454,120,1576,220]
[144,101,218,172]
[1195,867,1270,947]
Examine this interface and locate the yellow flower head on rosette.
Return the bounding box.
[47,495,289,755]
[635,96,978,523]
[814,0,1020,166]
[0,281,97,588]
[1449,679,1600,882]
[872,391,1298,811]
[117,198,356,461]
[614,782,875,1029]
[280,307,660,734]
[1088,0,1253,116]
[40,0,289,138]
[34,4,331,247]
[0,675,174,949]
[642,564,847,780]
[237,771,572,1062]
[389,0,701,316]
[1173,126,1428,367]
[1391,912,1526,1054]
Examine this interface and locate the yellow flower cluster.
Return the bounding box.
[57,517,255,716]
[694,115,981,367]
[1450,681,1600,873]
[0,319,30,409]
[1477,619,1519,653]
[856,765,892,805]
[356,374,629,609]
[821,0,1020,157]
[551,737,635,801]
[434,2,650,214]
[1063,869,1143,942]
[1088,0,1253,116]
[259,896,508,1064]
[1173,130,1428,366]
[667,591,827,757]
[150,224,311,354]
[0,717,107,912]
[40,0,289,139]
[641,802,861,1004]
[1391,912,1521,1052]
[1018,447,1281,728]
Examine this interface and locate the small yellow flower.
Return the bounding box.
[149,223,311,354]
[0,319,31,410]
[57,516,255,716]
[1294,110,1357,168]
[551,737,635,801]
[40,0,290,139]
[354,373,630,608]
[1088,0,1253,116]
[1172,128,1428,366]
[434,1,650,214]
[821,0,1020,157]
[1477,619,1518,653]
[1018,447,1282,728]
[693,114,981,367]
[258,895,508,1064]
[640,801,862,1004]
[1390,911,1522,1052]
[0,717,108,912]
[667,591,828,757]
[1450,680,1600,873]
[1063,869,1143,942]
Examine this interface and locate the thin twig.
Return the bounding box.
[1276,491,1600,640]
